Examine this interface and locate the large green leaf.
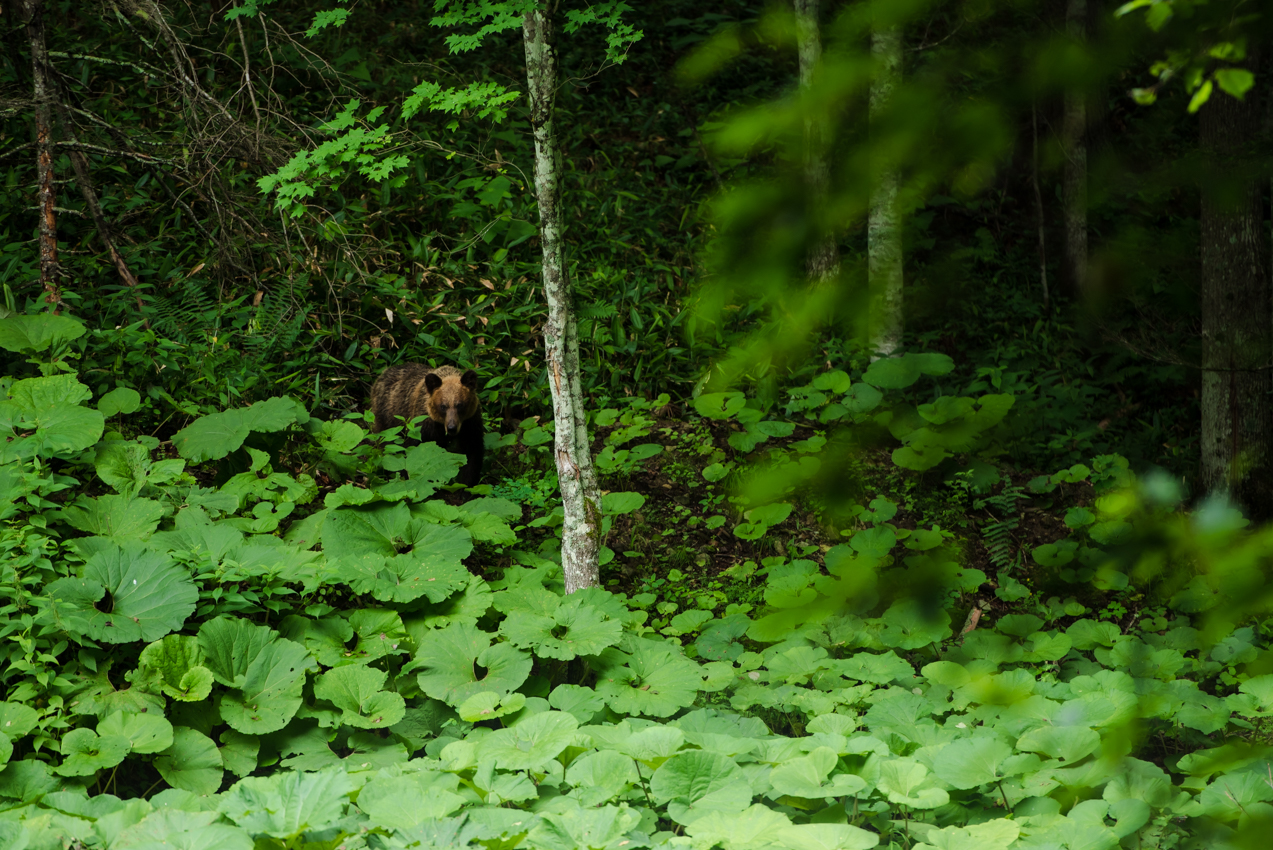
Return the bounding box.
[876,759,948,809]
[769,747,867,799]
[138,635,215,702]
[45,542,197,643]
[478,711,578,772]
[861,353,954,389]
[220,767,352,840]
[325,502,473,603]
[500,596,622,660]
[57,494,166,539]
[1,375,104,458]
[98,711,174,754]
[684,804,792,850]
[411,623,532,706]
[650,749,753,825]
[55,727,130,776]
[931,736,1015,789]
[357,771,466,830]
[95,441,184,496]
[173,397,302,463]
[338,552,472,604]
[0,313,85,352]
[97,386,142,418]
[1015,725,1100,765]
[313,665,406,729]
[595,641,701,717]
[565,750,640,807]
[220,638,315,734]
[197,617,279,688]
[528,803,642,850]
[877,599,951,650]
[156,727,224,795]
[112,811,251,850]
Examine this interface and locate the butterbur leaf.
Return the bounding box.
[931,736,1014,789]
[565,750,640,807]
[685,804,792,849]
[198,617,278,688]
[549,684,605,723]
[411,623,532,706]
[601,491,645,515]
[56,727,130,776]
[651,749,752,825]
[357,771,466,830]
[1016,725,1100,765]
[173,397,301,463]
[500,598,622,660]
[529,804,642,850]
[916,821,1018,850]
[220,767,352,839]
[775,823,879,850]
[861,352,954,389]
[0,704,38,739]
[458,691,526,722]
[878,598,950,649]
[479,710,578,772]
[139,634,214,702]
[219,730,259,778]
[0,313,85,352]
[313,665,406,729]
[97,387,141,417]
[770,747,866,799]
[45,542,197,644]
[876,759,948,808]
[693,392,746,420]
[220,638,315,734]
[58,494,166,539]
[155,727,224,795]
[98,711,174,754]
[595,642,701,717]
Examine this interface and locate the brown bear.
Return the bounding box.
[370,363,484,486]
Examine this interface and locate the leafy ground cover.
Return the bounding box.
[0,313,1269,850]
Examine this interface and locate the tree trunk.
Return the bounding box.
[522,6,602,593]
[1199,56,1272,519]
[1032,103,1049,308]
[1062,0,1088,298]
[868,24,902,359]
[793,0,839,285]
[15,0,61,307]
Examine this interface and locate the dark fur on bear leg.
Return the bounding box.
[420,414,484,486]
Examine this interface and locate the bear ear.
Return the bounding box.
[460,369,480,390]
[424,373,443,394]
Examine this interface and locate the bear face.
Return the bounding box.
[423,368,480,434]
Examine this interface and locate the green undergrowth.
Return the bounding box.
[1,313,1272,850]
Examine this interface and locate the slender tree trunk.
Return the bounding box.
[1062,0,1088,298]
[1032,103,1049,308]
[793,0,839,285]
[522,7,602,593]
[868,24,902,359]
[16,0,61,307]
[1199,56,1272,519]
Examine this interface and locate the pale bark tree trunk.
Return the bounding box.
[13,0,61,308]
[868,24,902,359]
[793,0,839,284]
[1062,0,1088,298]
[522,6,602,592]
[1199,56,1272,519]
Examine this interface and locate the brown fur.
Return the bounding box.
[370,363,484,485]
